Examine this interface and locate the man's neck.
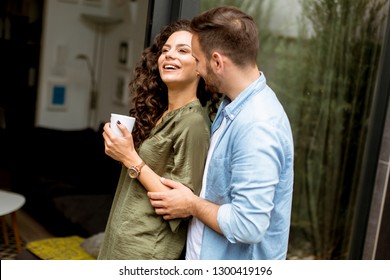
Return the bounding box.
[223,66,260,100]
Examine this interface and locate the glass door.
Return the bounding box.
[199,0,390,259]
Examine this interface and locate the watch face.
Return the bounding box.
[128,167,138,178]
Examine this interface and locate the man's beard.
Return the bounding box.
[203,64,220,93]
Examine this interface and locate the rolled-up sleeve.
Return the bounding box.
[216,121,282,244]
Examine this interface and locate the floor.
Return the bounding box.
[4,208,54,244]
[1,209,54,260]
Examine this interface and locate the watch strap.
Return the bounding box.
[135,161,145,173]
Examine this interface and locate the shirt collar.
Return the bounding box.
[221,71,266,121]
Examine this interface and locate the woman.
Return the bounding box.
[98,20,221,260]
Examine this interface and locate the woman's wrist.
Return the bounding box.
[122,153,142,169]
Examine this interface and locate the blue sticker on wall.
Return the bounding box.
[52,85,66,105]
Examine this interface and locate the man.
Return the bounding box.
[148,6,294,260]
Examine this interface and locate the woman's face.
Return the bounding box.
[158,30,198,88]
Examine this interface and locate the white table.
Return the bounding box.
[0,189,26,253]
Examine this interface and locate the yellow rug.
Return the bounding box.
[26,235,95,260]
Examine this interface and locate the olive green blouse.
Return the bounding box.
[98,100,210,260]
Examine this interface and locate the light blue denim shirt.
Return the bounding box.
[199,72,294,259]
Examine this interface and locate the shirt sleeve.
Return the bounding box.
[217,121,282,243]
[168,111,210,232]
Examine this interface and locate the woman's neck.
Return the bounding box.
[165,84,198,113]
[156,92,197,126]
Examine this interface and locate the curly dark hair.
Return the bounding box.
[128,19,222,149]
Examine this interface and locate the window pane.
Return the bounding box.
[199,0,389,259]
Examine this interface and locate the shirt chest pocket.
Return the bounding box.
[206,155,232,203]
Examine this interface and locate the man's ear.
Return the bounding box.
[211,52,224,72]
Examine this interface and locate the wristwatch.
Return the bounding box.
[128,161,145,178]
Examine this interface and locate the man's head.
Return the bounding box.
[190,6,259,67]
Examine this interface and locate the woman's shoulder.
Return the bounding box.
[176,107,210,128]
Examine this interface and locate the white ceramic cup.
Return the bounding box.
[110,113,136,136]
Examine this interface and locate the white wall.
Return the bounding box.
[35,0,148,130]
[97,0,149,129]
[34,0,302,131]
